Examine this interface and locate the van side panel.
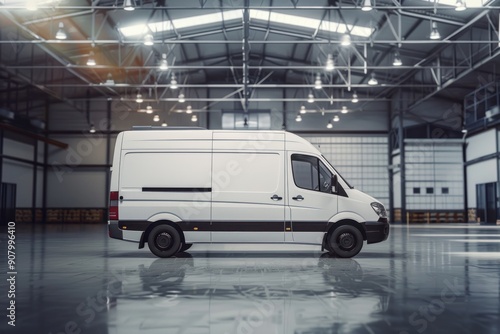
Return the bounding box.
[119,131,212,243]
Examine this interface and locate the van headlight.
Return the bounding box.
[370,202,387,218]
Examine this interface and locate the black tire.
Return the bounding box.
[147,225,181,258]
[179,243,192,252]
[327,225,363,258]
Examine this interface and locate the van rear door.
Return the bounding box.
[211,131,285,243]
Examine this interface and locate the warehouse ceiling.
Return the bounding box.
[0,0,500,119]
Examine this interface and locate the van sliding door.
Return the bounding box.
[211,132,286,243]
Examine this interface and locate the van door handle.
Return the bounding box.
[292,195,304,201]
[270,194,283,201]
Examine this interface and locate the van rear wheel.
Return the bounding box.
[148,225,181,258]
[327,225,363,258]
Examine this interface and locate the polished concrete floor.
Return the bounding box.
[1,224,500,334]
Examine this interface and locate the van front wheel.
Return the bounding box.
[328,225,363,258]
[148,225,181,258]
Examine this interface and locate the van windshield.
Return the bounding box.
[321,155,354,189]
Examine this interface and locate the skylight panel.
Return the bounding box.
[119,9,372,38]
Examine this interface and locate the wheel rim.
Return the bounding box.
[155,232,172,250]
[338,232,355,250]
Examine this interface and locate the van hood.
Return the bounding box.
[347,188,383,206]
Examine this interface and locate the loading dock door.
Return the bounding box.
[476,182,497,223]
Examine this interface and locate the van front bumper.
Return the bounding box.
[365,219,390,244]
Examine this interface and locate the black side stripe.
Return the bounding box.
[142,187,212,192]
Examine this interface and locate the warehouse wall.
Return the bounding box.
[465,128,500,222]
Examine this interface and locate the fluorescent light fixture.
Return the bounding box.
[455,0,466,10]
[153,114,160,122]
[178,92,185,103]
[159,53,168,70]
[120,9,373,38]
[361,0,372,11]
[393,52,402,66]
[136,93,143,103]
[430,22,440,40]
[26,0,37,10]
[333,115,340,122]
[368,73,378,85]
[340,34,351,46]
[191,114,198,122]
[123,0,135,11]
[295,114,302,122]
[55,22,67,40]
[186,105,192,114]
[143,34,154,46]
[327,120,333,129]
[89,124,96,134]
[325,54,334,71]
[352,92,359,103]
[146,105,153,114]
[170,74,178,89]
[300,105,307,114]
[341,106,349,114]
[86,51,96,66]
[307,92,314,103]
[161,121,168,127]
[314,74,322,89]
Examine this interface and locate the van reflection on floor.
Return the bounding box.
[106,251,391,334]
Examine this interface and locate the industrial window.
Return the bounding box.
[426,187,434,194]
[442,187,449,194]
[413,187,420,194]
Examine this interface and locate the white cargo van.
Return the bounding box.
[108,127,389,258]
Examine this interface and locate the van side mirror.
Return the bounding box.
[331,174,338,194]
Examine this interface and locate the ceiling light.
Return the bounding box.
[86,51,96,66]
[295,114,302,122]
[455,0,466,11]
[325,54,334,71]
[123,0,136,11]
[191,114,198,122]
[104,73,114,85]
[161,121,168,127]
[307,92,315,103]
[89,124,96,134]
[186,105,192,114]
[327,120,333,129]
[153,114,160,122]
[136,93,143,103]
[361,0,372,12]
[314,74,322,89]
[341,106,349,114]
[333,115,340,122]
[368,73,378,86]
[340,34,351,46]
[159,53,168,70]
[178,93,185,103]
[144,34,154,46]
[26,0,37,11]
[146,105,153,114]
[55,22,67,40]
[352,92,359,103]
[430,22,441,40]
[392,52,402,66]
[170,74,178,89]
[300,105,307,114]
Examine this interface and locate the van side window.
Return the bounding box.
[291,154,332,193]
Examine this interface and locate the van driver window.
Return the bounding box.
[291,155,332,193]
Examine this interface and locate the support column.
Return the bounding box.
[32,137,38,224]
[399,104,407,224]
[42,99,49,223]
[104,99,112,209]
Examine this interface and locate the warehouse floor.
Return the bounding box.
[1,223,500,334]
